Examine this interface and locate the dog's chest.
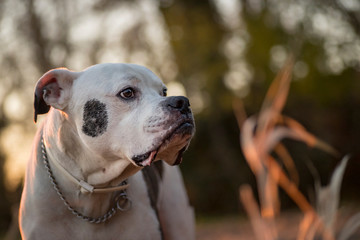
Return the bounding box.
[57,172,162,240]
[112,172,163,238]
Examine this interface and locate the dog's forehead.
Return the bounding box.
[78,63,165,90]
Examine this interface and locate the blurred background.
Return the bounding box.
[0,0,360,238]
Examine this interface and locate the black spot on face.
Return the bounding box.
[82,99,108,137]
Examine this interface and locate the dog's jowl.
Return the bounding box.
[82,99,108,137]
[19,63,195,240]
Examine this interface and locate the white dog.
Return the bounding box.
[19,63,195,240]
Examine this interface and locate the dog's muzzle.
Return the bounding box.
[132,96,195,167]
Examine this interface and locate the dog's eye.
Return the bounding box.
[162,88,167,97]
[118,88,135,100]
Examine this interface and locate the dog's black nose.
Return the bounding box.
[167,96,191,114]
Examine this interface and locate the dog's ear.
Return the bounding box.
[34,68,78,123]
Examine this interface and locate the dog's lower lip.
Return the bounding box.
[132,120,194,167]
[133,152,150,162]
[133,150,157,167]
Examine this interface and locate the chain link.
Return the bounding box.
[41,138,131,224]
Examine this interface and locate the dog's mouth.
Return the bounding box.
[132,120,194,167]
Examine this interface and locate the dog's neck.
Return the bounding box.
[43,109,139,186]
[41,109,139,216]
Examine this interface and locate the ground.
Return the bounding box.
[196,211,360,240]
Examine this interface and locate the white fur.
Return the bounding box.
[19,63,195,240]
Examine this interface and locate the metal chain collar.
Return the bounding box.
[41,138,132,224]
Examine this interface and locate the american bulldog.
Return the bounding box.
[19,63,195,240]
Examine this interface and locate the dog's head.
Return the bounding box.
[34,63,195,167]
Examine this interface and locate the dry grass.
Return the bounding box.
[234,58,360,240]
